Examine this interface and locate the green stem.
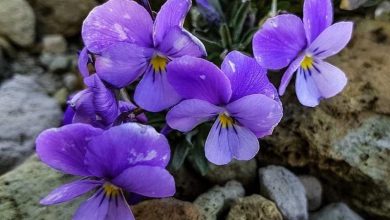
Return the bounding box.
[270,0,277,17]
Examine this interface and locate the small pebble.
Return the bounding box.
[194,180,245,220]
[42,34,67,54]
[310,203,364,220]
[259,165,308,220]
[299,175,322,211]
[227,194,283,220]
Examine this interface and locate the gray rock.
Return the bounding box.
[227,194,283,220]
[0,75,61,173]
[35,73,64,95]
[39,53,54,68]
[375,1,390,21]
[0,0,35,47]
[11,53,44,75]
[259,166,308,220]
[0,48,10,81]
[205,159,257,187]
[27,0,98,37]
[49,55,70,73]
[333,116,390,188]
[340,0,368,10]
[194,180,245,220]
[0,155,79,220]
[42,35,67,54]
[299,176,322,211]
[0,36,16,58]
[310,203,364,220]
[63,73,79,91]
[40,53,70,73]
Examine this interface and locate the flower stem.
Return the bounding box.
[270,0,277,17]
[119,88,132,103]
[160,124,173,136]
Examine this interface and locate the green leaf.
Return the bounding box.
[237,27,258,50]
[277,1,292,11]
[187,127,210,176]
[219,23,233,49]
[169,140,192,171]
[230,1,251,42]
[188,144,209,176]
[192,31,222,51]
[168,130,198,171]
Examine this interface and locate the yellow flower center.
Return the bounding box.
[103,183,120,197]
[150,55,168,72]
[301,56,314,70]
[219,114,234,128]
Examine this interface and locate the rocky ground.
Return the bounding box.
[0,0,389,220]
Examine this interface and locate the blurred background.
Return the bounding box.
[0,0,389,219]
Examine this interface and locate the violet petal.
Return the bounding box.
[303,0,333,43]
[134,66,182,112]
[158,27,206,58]
[167,56,232,105]
[36,124,103,176]
[279,54,305,96]
[112,165,175,198]
[226,94,283,138]
[154,0,191,45]
[82,0,153,53]
[307,22,353,59]
[253,14,306,70]
[166,99,222,132]
[85,123,170,179]
[95,42,153,88]
[40,179,103,205]
[221,51,278,101]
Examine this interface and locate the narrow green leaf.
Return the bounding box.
[192,31,223,51]
[219,23,233,49]
[188,145,209,176]
[230,1,251,42]
[238,27,259,50]
[169,140,192,171]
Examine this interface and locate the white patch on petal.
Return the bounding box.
[199,74,206,80]
[144,150,157,161]
[270,19,278,28]
[228,60,236,73]
[114,23,128,41]
[128,149,158,164]
[124,14,131,19]
[45,186,71,201]
[174,36,187,50]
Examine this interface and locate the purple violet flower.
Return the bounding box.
[36,123,175,220]
[65,74,146,128]
[166,51,283,165]
[78,47,92,78]
[66,74,119,128]
[195,0,221,24]
[252,0,353,107]
[82,0,206,112]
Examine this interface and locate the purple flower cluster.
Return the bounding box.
[35,0,352,219]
